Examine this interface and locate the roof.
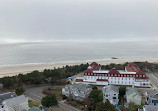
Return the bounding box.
[126,87,141,96]
[88,62,101,70]
[108,68,120,75]
[75,79,83,82]
[65,84,92,93]
[96,79,108,82]
[85,69,93,73]
[0,92,17,104]
[147,89,158,99]
[103,85,119,93]
[125,63,140,72]
[143,105,158,111]
[29,107,51,111]
[3,95,28,106]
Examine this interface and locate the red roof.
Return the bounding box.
[108,68,120,74]
[85,69,93,73]
[136,70,145,75]
[96,79,108,82]
[125,63,140,72]
[75,79,83,82]
[135,76,149,79]
[89,62,101,70]
[90,62,99,66]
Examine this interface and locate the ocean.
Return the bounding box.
[0,41,158,66]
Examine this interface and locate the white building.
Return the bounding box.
[74,62,150,87]
[102,85,119,105]
[62,84,92,101]
[0,92,29,111]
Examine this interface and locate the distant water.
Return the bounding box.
[0,41,158,66]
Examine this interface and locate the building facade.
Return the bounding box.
[146,89,158,106]
[126,87,142,105]
[102,85,119,105]
[74,62,150,87]
[62,84,92,101]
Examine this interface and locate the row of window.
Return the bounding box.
[85,73,146,78]
[85,76,135,80]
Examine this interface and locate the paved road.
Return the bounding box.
[146,73,158,88]
[24,86,81,111]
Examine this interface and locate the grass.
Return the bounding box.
[153,73,158,78]
[28,99,40,107]
[66,100,84,110]
[42,88,62,100]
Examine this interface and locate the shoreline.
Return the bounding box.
[1,58,158,78]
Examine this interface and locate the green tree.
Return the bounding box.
[15,87,24,96]
[119,86,126,97]
[89,89,103,103]
[96,101,116,111]
[41,96,58,107]
[0,77,14,88]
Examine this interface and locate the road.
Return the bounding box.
[146,73,158,88]
[24,86,81,111]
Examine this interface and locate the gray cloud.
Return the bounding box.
[0,0,158,43]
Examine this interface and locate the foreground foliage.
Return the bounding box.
[41,95,58,107]
[0,63,89,88]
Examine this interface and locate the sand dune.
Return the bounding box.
[0,58,158,78]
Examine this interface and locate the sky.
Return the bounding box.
[0,0,158,43]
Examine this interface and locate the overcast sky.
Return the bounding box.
[0,0,158,43]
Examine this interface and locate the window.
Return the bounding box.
[111,74,113,76]
[118,75,120,77]
[106,95,108,97]
[121,75,123,77]
[113,97,116,99]
[124,75,126,77]
[136,75,138,77]
[140,75,142,77]
[122,78,123,80]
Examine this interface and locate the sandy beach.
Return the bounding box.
[0,58,158,78]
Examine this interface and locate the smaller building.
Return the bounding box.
[146,89,158,106]
[62,84,92,101]
[138,105,158,111]
[126,87,142,105]
[2,95,29,111]
[102,85,119,105]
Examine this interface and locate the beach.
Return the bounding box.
[0,58,158,78]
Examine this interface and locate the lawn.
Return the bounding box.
[153,73,158,78]
[42,88,62,100]
[28,99,40,107]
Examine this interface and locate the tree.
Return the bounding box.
[119,86,126,97]
[89,89,103,103]
[96,101,116,111]
[15,87,24,96]
[41,96,58,107]
[0,77,14,88]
